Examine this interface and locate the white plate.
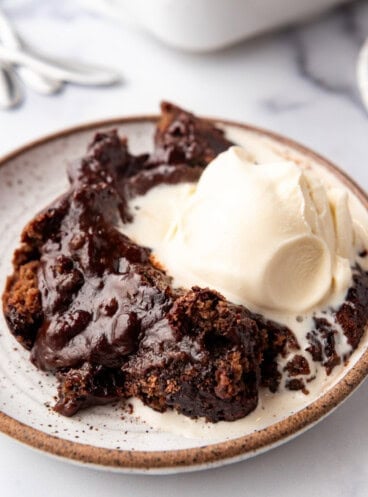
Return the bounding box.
[1,116,368,474]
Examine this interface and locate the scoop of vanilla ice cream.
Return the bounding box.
[158,146,354,312]
[124,146,355,313]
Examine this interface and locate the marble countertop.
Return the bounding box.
[1,1,368,495]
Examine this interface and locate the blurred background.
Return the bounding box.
[1,1,368,496]
[0,0,367,179]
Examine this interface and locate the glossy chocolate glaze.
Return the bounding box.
[6,105,269,422]
[3,103,368,422]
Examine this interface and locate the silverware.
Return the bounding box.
[0,7,62,95]
[0,62,22,109]
[0,45,121,86]
[0,9,121,109]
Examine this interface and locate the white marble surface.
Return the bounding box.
[1,0,368,495]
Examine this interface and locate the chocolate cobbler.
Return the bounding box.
[2,102,368,423]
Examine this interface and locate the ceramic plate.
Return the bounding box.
[1,116,368,474]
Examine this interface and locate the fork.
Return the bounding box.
[0,61,21,109]
[0,7,62,96]
[0,8,121,110]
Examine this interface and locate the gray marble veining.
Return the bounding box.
[290,4,365,109]
[1,1,368,496]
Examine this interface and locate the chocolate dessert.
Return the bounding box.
[2,102,368,423]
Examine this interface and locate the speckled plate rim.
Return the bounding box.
[1,115,368,474]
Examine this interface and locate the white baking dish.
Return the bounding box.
[85,0,351,51]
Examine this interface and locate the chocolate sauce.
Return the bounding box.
[3,103,368,422]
